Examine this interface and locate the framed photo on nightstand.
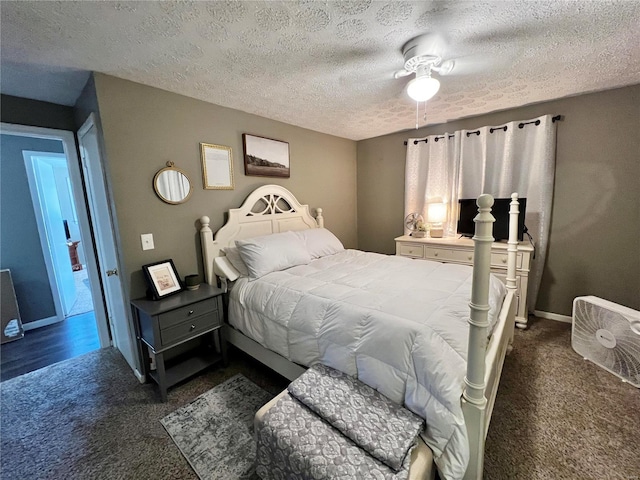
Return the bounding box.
[142,259,183,300]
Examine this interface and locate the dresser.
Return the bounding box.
[130,284,226,401]
[395,235,534,328]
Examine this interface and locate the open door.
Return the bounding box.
[77,114,138,375]
[23,153,77,318]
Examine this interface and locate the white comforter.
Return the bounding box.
[229,250,506,480]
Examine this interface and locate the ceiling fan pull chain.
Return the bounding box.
[415,101,419,129]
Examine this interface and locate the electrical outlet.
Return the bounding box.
[141,233,154,250]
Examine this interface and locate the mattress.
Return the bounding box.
[229,249,506,480]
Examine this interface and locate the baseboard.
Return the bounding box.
[133,368,146,384]
[22,315,63,331]
[533,310,572,324]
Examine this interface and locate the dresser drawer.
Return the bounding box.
[398,243,424,258]
[158,297,219,330]
[160,310,221,346]
[490,252,523,269]
[425,247,474,263]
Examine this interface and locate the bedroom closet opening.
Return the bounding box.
[0,124,110,382]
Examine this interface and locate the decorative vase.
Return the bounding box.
[184,274,200,291]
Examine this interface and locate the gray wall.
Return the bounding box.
[92,74,358,300]
[0,134,64,323]
[1,94,76,131]
[357,85,640,315]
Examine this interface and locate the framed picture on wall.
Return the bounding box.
[142,259,183,300]
[242,134,290,178]
[200,143,234,190]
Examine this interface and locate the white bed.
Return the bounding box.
[198,185,519,480]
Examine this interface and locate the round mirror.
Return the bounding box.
[153,162,193,205]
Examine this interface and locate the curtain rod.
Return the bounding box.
[403,115,562,145]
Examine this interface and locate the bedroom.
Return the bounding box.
[1,1,639,479]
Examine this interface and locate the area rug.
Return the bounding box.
[161,374,273,480]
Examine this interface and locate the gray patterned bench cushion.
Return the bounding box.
[256,392,412,480]
[287,364,425,472]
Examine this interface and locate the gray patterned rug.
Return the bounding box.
[161,374,273,480]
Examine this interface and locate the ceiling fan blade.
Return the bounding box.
[394,69,412,79]
[441,53,514,77]
[431,60,455,76]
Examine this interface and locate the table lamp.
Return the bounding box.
[427,198,447,238]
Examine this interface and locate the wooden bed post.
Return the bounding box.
[199,215,214,286]
[507,193,520,339]
[316,208,324,228]
[462,194,495,480]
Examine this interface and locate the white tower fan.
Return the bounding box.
[572,296,640,388]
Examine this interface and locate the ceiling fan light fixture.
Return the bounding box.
[407,75,440,102]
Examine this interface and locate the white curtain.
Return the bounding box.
[405,132,460,236]
[405,114,557,311]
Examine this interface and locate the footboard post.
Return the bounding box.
[507,194,520,339]
[462,194,495,480]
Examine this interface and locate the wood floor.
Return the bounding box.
[0,312,100,382]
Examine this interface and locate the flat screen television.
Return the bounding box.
[457,197,527,241]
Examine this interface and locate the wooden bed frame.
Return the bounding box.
[199,184,519,480]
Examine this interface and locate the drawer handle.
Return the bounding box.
[434,252,439,256]
[502,258,507,264]
[188,310,194,315]
[190,324,196,330]
[468,255,472,261]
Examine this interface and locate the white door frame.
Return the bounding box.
[1,122,111,348]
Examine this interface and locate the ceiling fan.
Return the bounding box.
[394,34,456,102]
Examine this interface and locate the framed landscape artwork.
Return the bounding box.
[242,134,290,178]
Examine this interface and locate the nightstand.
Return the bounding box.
[130,284,227,401]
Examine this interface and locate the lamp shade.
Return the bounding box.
[427,201,447,223]
[407,76,440,102]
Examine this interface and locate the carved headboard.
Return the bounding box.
[199,184,323,285]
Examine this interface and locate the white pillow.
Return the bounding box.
[235,231,312,280]
[221,247,250,277]
[296,228,344,258]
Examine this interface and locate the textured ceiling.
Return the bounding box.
[1,1,639,141]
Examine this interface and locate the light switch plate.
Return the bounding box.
[141,233,154,250]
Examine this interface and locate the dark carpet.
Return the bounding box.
[1,319,638,479]
[485,319,639,479]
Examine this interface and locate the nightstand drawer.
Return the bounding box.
[158,298,218,330]
[490,252,523,269]
[398,243,424,258]
[160,311,221,346]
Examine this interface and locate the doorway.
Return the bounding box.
[23,151,93,318]
[0,124,110,381]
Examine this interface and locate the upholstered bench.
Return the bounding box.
[254,364,436,480]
